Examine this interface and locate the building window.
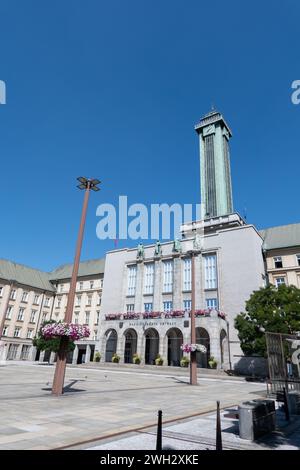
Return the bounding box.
[59,284,64,293]
[87,295,92,306]
[274,256,283,269]
[85,312,90,324]
[79,281,84,290]
[30,310,37,323]
[204,254,217,289]
[21,345,31,360]
[163,301,173,312]
[144,303,153,312]
[97,294,101,306]
[2,326,8,336]
[6,306,13,319]
[33,294,40,305]
[100,279,104,288]
[144,263,154,294]
[56,297,62,308]
[126,304,135,312]
[183,299,191,311]
[21,345,30,360]
[93,330,98,341]
[95,311,100,325]
[10,289,17,300]
[275,277,286,287]
[17,308,25,321]
[27,329,34,339]
[7,344,19,359]
[41,312,47,323]
[74,312,79,324]
[127,265,137,296]
[21,291,28,302]
[90,281,94,289]
[206,298,218,309]
[14,327,21,338]
[297,254,300,266]
[163,260,173,293]
[44,297,50,307]
[0,286,3,297]
[75,295,81,307]
[183,258,192,291]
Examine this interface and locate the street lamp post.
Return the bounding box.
[190,251,197,385]
[51,177,100,396]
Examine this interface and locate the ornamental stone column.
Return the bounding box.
[208,310,222,369]
[153,259,162,311]
[72,345,79,365]
[50,351,56,363]
[85,344,91,363]
[173,255,182,311]
[137,333,144,365]
[135,261,144,313]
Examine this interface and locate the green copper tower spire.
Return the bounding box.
[195,110,233,218]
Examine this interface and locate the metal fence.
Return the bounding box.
[266,332,300,395]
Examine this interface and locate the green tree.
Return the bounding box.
[235,284,300,357]
[33,320,75,354]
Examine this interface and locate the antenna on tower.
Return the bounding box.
[243,206,247,222]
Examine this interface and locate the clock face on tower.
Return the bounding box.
[203,124,215,137]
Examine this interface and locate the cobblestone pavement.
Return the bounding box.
[0,362,266,450]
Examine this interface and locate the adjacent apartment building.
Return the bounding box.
[0,258,104,363]
[261,223,300,289]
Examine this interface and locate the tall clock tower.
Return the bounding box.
[195,110,234,218]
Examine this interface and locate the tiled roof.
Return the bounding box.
[0,259,54,291]
[260,223,300,250]
[49,258,105,281]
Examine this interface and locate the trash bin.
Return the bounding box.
[288,391,300,415]
[239,399,276,440]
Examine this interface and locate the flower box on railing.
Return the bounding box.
[105,314,121,321]
[165,310,185,318]
[143,311,162,319]
[123,312,140,320]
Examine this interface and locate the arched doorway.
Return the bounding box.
[124,329,137,363]
[196,327,210,368]
[105,329,118,362]
[144,328,159,365]
[166,328,183,366]
[220,329,229,369]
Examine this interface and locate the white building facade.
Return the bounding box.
[98,213,266,370]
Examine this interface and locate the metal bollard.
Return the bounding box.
[216,401,222,451]
[156,409,162,451]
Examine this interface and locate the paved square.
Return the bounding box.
[0,362,267,450]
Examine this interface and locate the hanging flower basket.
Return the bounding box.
[180,343,207,353]
[41,322,90,341]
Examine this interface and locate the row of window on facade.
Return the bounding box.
[273,255,300,269]
[0,287,52,306]
[126,298,218,313]
[6,343,32,360]
[57,279,104,293]
[127,255,217,297]
[55,292,101,308]
[4,305,101,326]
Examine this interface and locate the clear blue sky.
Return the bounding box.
[0,0,299,272]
